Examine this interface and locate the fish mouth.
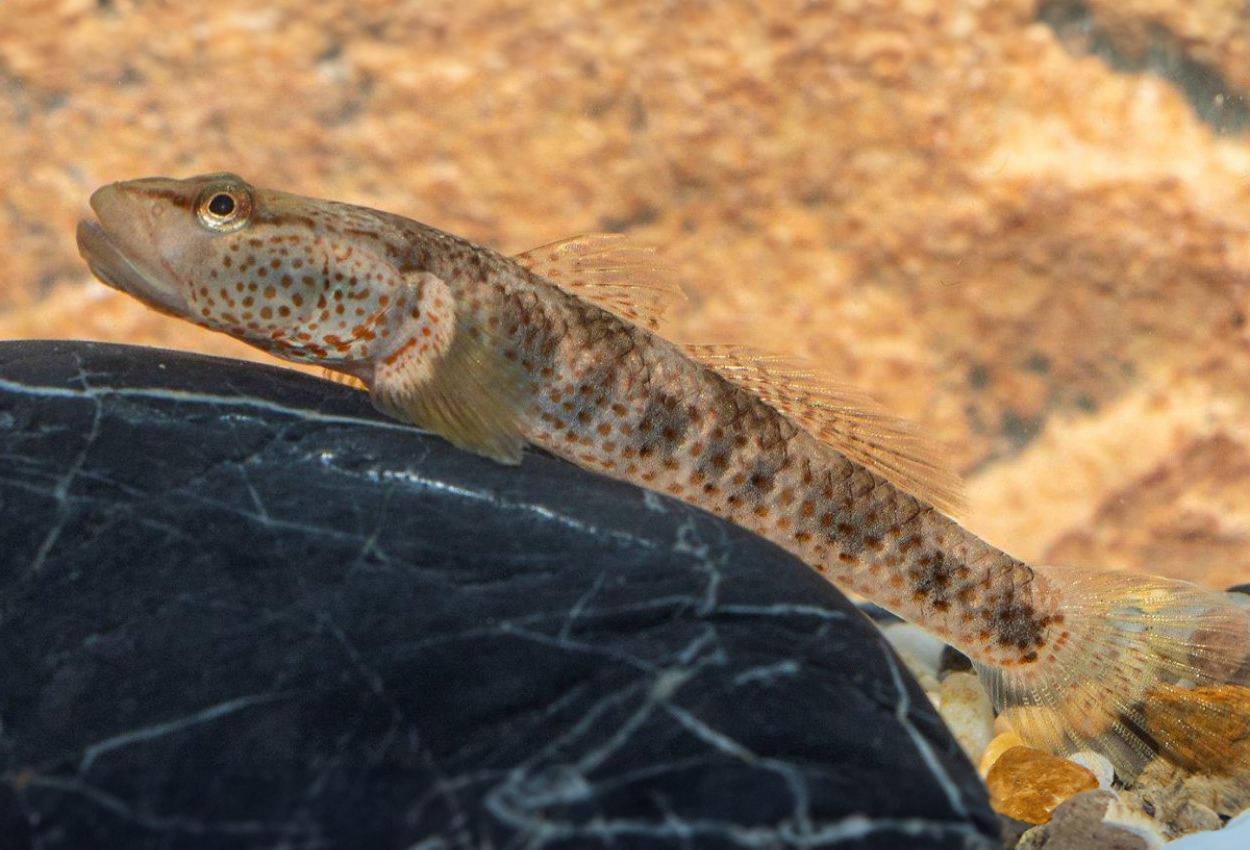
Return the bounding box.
[76,197,188,316]
[76,218,141,293]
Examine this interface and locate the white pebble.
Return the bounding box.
[915,670,941,706]
[881,623,946,677]
[1068,750,1115,789]
[936,671,995,763]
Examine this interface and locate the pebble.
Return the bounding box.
[1160,806,1250,848]
[1126,754,1250,820]
[1016,789,1154,850]
[880,622,946,705]
[979,730,1027,776]
[936,671,994,763]
[985,745,1099,823]
[1069,750,1115,789]
[880,622,946,677]
[938,644,973,675]
[1102,794,1169,848]
[1170,802,1223,836]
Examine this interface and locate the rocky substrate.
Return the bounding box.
[876,605,1250,848]
[0,340,1000,850]
[2,339,1245,848]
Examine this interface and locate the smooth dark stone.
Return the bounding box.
[939,646,975,679]
[0,340,998,849]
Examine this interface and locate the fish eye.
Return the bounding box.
[195,184,253,232]
[207,193,234,216]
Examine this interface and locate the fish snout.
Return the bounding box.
[87,182,121,218]
[78,180,193,313]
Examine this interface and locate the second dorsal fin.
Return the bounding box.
[513,234,685,331]
[681,343,968,519]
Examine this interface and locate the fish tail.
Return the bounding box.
[975,566,1250,788]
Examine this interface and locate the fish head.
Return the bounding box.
[77,173,409,367]
[78,173,258,319]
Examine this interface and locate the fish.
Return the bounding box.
[78,172,1250,791]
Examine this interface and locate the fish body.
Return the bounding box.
[78,174,1250,789]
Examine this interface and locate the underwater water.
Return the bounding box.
[1,1,1248,846]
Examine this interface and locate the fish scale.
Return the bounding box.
[511,304,1040,657]
[78,172,1250,796]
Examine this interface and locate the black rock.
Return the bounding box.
[939,646,975,679]
[0,340,998,849]
[851,601,904,625]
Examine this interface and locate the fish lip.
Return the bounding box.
[76,218,132,292]
[76,202,188,316]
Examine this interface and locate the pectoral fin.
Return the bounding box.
[369,271,529,464]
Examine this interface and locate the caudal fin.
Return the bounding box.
[975,567,1250,795]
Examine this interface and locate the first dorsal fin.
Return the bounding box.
[513,234,685,331]
[681,343,968,519]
